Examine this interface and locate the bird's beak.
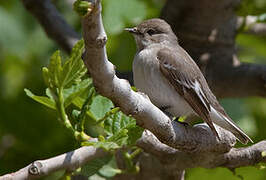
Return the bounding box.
[124,27,138,34]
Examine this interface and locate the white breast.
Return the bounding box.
[133,47,193,117]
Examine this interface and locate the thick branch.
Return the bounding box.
[6,1,264,179]
[221,141,266,168]
[81,0,238,154]
[21,0,80,53]
[137,131,266,169]
[81,0,266,173]
[0,146,107,180]
[209,61,266,98]
[1,133,265,179]
[21,0,134,84]
[114,148,185,180]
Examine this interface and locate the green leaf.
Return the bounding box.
[72,96,85,108]
[63,78,92,107]
[80,155,121,178]
[42,67,50,87]
[103,111,143,147]
[48,50,62,88]
[42,40,86,90]
[261,151,266,157]
[83,109,143,149]
[95,107,120,125]
[119,113,133,129]
[24,89,56,109]
[90,95,114,119]
[72,109,80,120]
[107,129,128,146]
[110,112,143,146]
[76,87,96,131]
[104,111,135,135]
[112,112,122,134]
[72,97,98,123]
[127,125,144,146]
[83,141,119,150]
[80,155,112,177]
[61,39,86,88]
[45,88,54,100]
[73,0,92,17]
[98,156,122,178]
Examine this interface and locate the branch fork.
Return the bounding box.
[3,0,266,179]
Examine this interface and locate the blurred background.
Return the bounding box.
[0,0,265,179]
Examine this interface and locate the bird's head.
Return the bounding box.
[125,18,178,51]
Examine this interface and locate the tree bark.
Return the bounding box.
[9,0,265,180]
[22,0,80,53]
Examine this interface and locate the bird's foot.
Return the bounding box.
[159,105,174,119]
[176,120,190,127]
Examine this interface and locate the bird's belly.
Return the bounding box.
[133,55,193,117]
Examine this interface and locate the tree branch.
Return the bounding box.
[21,0,134,85]
[21,0,80,53]
[137,131,266,169]
[222,140,266,169]
[209,60,266,98]
[0,146,107,180]
[81,0,238,153]
[81,0,266,174]
[2,133,264,179]
[5,0,264,179]
[21,0,266,97]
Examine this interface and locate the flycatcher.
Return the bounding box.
[125,18,252,144]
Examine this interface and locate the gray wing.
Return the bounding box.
[157,48,219,138]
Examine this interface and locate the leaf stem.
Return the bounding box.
[95,107,120,125]
[77,88,95,132]
[129,148,142,160]
[57,88,84,141]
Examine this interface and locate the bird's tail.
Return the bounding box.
[210,106,253,144]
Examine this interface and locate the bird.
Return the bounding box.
[125,18,253,144]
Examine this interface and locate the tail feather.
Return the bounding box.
[210,106,253,144]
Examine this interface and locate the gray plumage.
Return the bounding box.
[126,18,252,144]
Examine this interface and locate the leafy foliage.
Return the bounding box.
[1,0,266,179]
[24,89,56,109]
[80,155,113,177]
[73,0,92,17]
[83,111,143,151]
[24,40,90,141]
[24,39,143,178]
[24,39,87,111]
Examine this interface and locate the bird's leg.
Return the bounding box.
[159,105,174,120]
[159,106,190,127]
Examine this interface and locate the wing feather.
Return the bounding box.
[157,48,219,139]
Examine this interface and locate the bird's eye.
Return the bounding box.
[146,29,156,36]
